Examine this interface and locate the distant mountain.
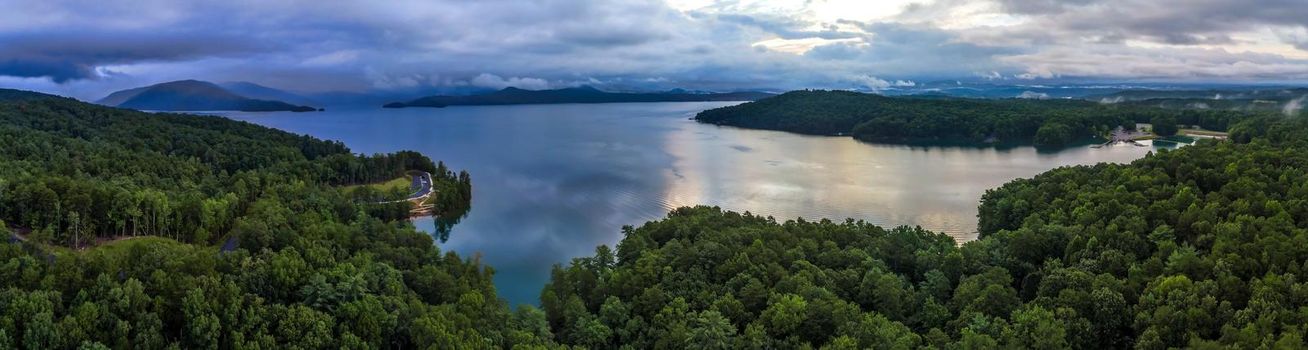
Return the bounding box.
[96,85,150,106]
[311,90,425,107]
[220,81,317,106]
[384,86,775,108]
[888,83,1137,99]
[1086,87,1308,103]
[1115,98,1292,112]
[97,80,318,112]
[1087,87,1308,114]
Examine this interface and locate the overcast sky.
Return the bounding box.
[5,0,1308,100]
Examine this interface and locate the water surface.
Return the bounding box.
[225,102,1165,305]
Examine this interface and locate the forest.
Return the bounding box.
[694,90,1260,148]
[0,89,533,349]
[5,86,1308,349]
[543,114,1308,348]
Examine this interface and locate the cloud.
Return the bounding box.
[1000,44,1308,80]
[853,76,916,90]
[4,0,1308,100]
[1016,91,1050,99]
[753,37,865,55]
[993,0,1308,41]
[303,50,361,67]
[0,31,259,82]
[1276,27,1308,51]
[977,1,1308,56]
[469,74,552,90]
[1285,95,1306,116]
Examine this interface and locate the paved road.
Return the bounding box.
[375,171,434,204]
[407,172,433,201]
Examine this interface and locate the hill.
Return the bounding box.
[1087,88,1308,115]
[97,80,318,112]
[7,87,1308,348]
[542,115,1308,349]
[219,81,318,106]
[1117,98,1295,113]
[694,90,1260,148]
[0,88,522,349]
[1087,87,1308,102]
[0,88,71,102]
[384,86,774,108]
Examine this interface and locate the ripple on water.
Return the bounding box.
[224,102,1159,305]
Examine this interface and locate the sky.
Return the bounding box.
[5,0,1308,100]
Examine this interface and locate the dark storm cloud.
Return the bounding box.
[996,0,1308,45]
[0,31,261,82]
[5,0,1308,100]
[706,13,862,40]
[804,22,1024,79]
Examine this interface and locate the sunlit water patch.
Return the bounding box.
[225,102,1165,305]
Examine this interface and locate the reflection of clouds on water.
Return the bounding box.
[668,167,686,179]
[658,115,1158,244]
[229,101,1159,305]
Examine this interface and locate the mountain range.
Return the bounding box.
[1085,87,1308,102]
[383,86,775,108]
[97,80,319,112]
[219,81,319,106]
[98,80,1308,114]
[1085,87,1308,114]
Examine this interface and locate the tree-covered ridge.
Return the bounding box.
[695,90,1257,148]
[543,207,957,349]
[97,80,318,112]
[0,90,468,246]
[1089,88,1308,114]
[545,116,1308,348]
[0,90,549,349]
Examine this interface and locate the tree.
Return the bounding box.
[78,341,111,350]
[1004,306,1068,349]
[182,289,220,350]
[23,312,60,350]
[1034,122,1074,148]
[276,306,336,349]
[761,294,808,337]
[570,318,611,349]
[1152,115,1179,136]
[0,328,11,350]
[688,311,736,350]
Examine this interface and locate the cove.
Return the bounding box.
[224,101,1169,305]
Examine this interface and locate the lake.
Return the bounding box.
[224,102,1168,305]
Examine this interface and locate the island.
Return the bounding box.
[383,85,774,108]
[97,79,319,112]
[694,90,1255,148]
